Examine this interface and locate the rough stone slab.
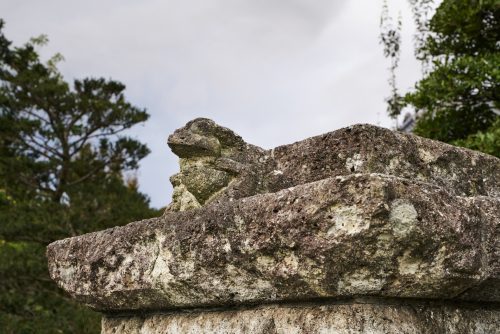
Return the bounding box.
[273,124,500,198]
[101,301,500,334]
[164,120,500,212]
[458,196,500,302]
[47,173,499,311]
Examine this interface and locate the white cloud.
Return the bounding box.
[0,0,424,208]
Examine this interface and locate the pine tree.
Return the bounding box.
[0,20,159,332]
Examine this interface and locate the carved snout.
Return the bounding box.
[167,131,221,158]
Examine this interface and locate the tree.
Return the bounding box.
[380,0,500,157]
[0,20,159,332]
[380,0,403,118]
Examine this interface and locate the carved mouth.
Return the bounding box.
[167,132,221,158]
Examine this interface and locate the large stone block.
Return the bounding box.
[47,173,499,311]
[101,300,500,334]
[272,123,500,198]
[46,120,500,333]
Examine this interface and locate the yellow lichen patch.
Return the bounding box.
[171,184,201,211]
[298,257,328,296]
[255,255,276,274]
[327,205,369,236]
[397,250,422,276]
[418,148,436,164]
[337,268,386,294]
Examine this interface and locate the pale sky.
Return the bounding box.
[0,0,426,208]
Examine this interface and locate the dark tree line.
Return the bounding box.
[0,20,160,333]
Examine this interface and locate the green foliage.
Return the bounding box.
[423,0,499,57]
[453,117,500,157]
[380,0,404,117]
[0,242,101,334]
[0,19,160,332]
[407,53,499,143]
[408,0,500,156]
[381,0,500,157]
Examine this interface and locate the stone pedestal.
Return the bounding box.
[47,120,500,333]
[102,300,498,334]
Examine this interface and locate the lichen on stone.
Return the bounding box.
[165,118,283,212]
[46,119,500,333]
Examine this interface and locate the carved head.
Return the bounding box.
[167,118,246,159]
[166,118,250,211]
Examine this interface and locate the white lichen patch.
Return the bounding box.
[240,238,257,254]
[277,252,300,278]
[149,239,199,305]
[108,254,137,290]
[304,204,320,215]
[234,215,245,230]
[388,157,413,174]
[398,246,447,282]
[220,265,275,301]
[97,239,162,295]
[427,245,448,281]
[374,233,396,258]
[151,245,175,285]
[418,148,436,164]
[256,252,301,279]
[389,200,418,238]
[57,264,76,289]
[432,164,459,182]
[282,253,299,273]
[337,268,386,294]
[378,233,391,242]
[177,257,196,280]
[327,205,369,236]
[222,239,232,252]
[398,250,422,275]
[388,157,400,171]
[345,153,364,172]
[179,156,216,168]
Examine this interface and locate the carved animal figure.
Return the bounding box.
[166,118,287,212]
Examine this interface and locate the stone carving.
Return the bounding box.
[166,118,288,212]
[166,118,499,214]
[46,119,500,334]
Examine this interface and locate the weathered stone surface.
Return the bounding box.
[102,301,500,334]
[457,196,500,302]
[46,119,500,333]
[166,118,274,212]
[166,120,499,213]
[273,123,500,198]
[47,173,499,311]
